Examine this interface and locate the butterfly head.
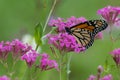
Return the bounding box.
[65,27,72,34]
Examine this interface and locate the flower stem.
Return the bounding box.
[43,0,57,33]
[59,52,72,80]
[59,57,62,80]
[117,66,120,80]
[109,25,113,42]
[35,44,39,51]
[66,54,72,80]
[59,53,64,80]
[109,24,115,50]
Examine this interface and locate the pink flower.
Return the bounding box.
[97,65,104,73]
[48,17,66,32]
[102,74,113,80]
[11,39,32,57]
[97,6,120,26]
[0,39,36,61]
[95,32,103,40]
[21,50,39,67]
[66,16,87,27]
[40,53,59,71]
[48,16,87,32]
[87,65,113,80]
[0,41,12,60]
[87,75,113,80]
[0,75,10,80]
[47,33,84,53]
[110,48,120,66]
[87,75,96,80]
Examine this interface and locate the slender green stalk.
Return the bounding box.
[60,53,64,80]
[66,54,72,80]
[35,44,39,51]
[43,0,57,33]
[109,24,113,41]
[109,24,115,51]
[59,51,65,80]
[59,52,72,80]
[116,66,120,80]
[22,68,28,80]
[59,56,62,80]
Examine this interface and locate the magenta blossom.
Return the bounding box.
[0,75,10,80]
[47,33,85,53]
[40,53,59,71]
[11,39,32,57]
[87,75,96,80]
[48,16,87,32]
[21,50,39,67]
[102,74,113,80]
[110,48,120,67]
[95,32,103,40]
[0,39,36,61]
[0,41,12,60]
[87,74,113,80]
[87,65,113,80]
[97,6,120,26]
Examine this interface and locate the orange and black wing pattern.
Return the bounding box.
[65,20,108,49]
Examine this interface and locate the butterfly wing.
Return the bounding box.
[71,29,94,49]
[86,20,108,35]
[65,20,108,49]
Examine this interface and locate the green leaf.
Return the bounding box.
[34,22,43,47]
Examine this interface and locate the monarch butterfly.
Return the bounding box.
[65,20,108,49]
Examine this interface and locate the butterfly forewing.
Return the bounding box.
[88,20,108,35]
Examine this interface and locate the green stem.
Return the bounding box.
[117,66,120,80]
[22,67,33,80]
[35,44,39,51]
[109,24,113,42]
[59,52,72,80]
[66,54,72,80]
[59,54,64,80]
[109,24,114,50]
[59,58,62,80]
[43,0,57,33]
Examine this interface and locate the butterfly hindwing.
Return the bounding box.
[72,28,94,49]
[65,19,108,49]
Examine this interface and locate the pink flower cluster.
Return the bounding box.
[87,65,113,80]
[48,16,87,53]
[97,6,120,26]
[0,75,10,80]
[110,48,120,66]
[0,39,32,60]
[40,53,59,71]
[48,33,85,53]
[88,74,113,80]
[21,50,39,67]
[0,39,58,71]
[22,52,59,70]
[49,16,87,32]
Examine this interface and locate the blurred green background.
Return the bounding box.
[0,0,120,80]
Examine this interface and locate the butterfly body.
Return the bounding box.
[65,20,108,49]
